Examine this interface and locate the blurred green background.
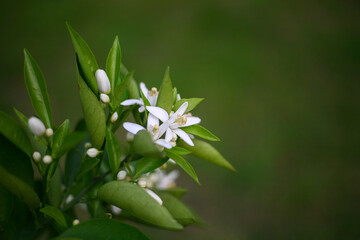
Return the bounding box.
[1,0,360,239]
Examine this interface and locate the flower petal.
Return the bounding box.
[121,99,143,106]
[165,128,173,142]
[138,106,145,112]
[147,113,159,130]
[123,122,145,135]
[170,102,188,122]
[146,106,169,122]
[140,82,148,98]
[155,139,172,149]
[147,95,158,106]
[173,128,194,146]
[182,116,201,127]
[153,122,169,140]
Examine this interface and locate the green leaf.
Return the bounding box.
[67,23,99,94]
[166,146,191,155]
[159,187,188,199]
[0,185,14,226]
[98,181,183,230]
[154,191,198,226]
[55,132,87,159]
[173,98,204,113]
[134,157,167,179]
[105,127,121,178]
[133,130,162,158]
[59,219,150,240]
[156,67,173,113]
[0,111,32,156]
[24,49,52,127]
[106,36,121,95]
[0,135,39,208]
[164,150,200,185]
[52,119,70,158]
[120,63,140,100]
[179,139,236,172]
[172,87,178,105]
[40,206,68,228]
[181,125,220,141]
[48,166,62,207]
[76,157,100,180]
[78,75,106,149]
[113,72,132,110]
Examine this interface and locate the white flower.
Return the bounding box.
[156,170,179,189]
[146,102,201,146]
[121,82,158,112]
[43,155,52,164]
[123,122,172,149]
[28,117,46,136]
[95,69,111,94]
[87,148,99,158]
[117,170,127,180]
[145,189,163,205]
[32,152,41,162]
[110,112,118,123]
[45,128,53,137]
[72,219,80,226]
[100,93,110,104]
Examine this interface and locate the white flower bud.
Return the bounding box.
[110,112,118,123]
[28,117,46,136]
[66,194,74,204]
[72,219,80,226]
[100,93,110,104]
[87,148,99,158]
[43,155,52,164]
[95,69,111,94]
[138,178,147,188]
[111,205,122,215]
[45,128,53,137]
[32,152,41,162]
[145,189,163,205]
[117,170,127,180]
[84,142,92,149]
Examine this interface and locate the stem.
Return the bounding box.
[61,170,111,212]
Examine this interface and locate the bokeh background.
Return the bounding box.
[1,0,360,239]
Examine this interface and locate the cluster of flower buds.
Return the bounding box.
[28,116,53,138]
[95,69,111,105]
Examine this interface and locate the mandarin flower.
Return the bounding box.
[120,82,158,112]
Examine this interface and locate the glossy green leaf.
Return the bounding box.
[48,166,62,207]
[172,87,178,105]
[166,146,191,155]
[105,127,121,178]
[156,67,173,113]
[76,157,100,180]
[52,119,70,158]
[159,187,188,199]
[179,139,236,172]
[55,132,87,159]
[78,76,106,149]
[59,219,150,240]
[0,111,32,156]
[0,134,39,208]
[98,181,183,230]
[181,125,220,141]
[133,130,162,158]
[40,206,68,228]
[86,182,107,219]
[134,157,167,179]
[113,72,132,110]
[164,150,200,185]
[106,36,121,94]
[154,191,198,226]
[24,49,52,128]
[120,63,140,100]
[173,98,204,113]
[67,23,99,94]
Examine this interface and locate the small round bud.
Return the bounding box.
[84,142,92,149]
[72,219,80,226]
[87,148,99,158]
[32,152,41,162]
[95,69,111,94]
[100,93,110,104]
[45,128,53,137]
[117,170,127,180]
[43,155,52,164]
[138,179,147,188]
[110,112,118,123]
[28,117,46,136]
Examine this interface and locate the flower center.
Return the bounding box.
[148,87,158,96]
[150,124,159,136]
[174,114,187,126]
